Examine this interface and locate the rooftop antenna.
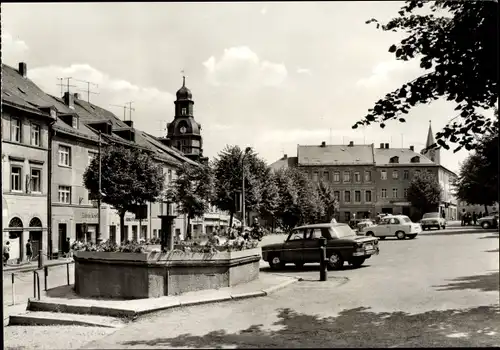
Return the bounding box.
[57,77,76,96]
[75,79,99,103]
[110,104,128,120]
[125,101,135,121]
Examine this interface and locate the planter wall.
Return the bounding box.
[73,247,261,299]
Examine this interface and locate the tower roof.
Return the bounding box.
[176,76,192,100]
[426,120,436,147]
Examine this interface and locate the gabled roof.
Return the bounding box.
[297,144,375,166]
[374,148,435,165]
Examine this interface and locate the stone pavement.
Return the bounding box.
[3,257,73,273]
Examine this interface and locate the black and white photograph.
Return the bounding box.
[1,1,498,348]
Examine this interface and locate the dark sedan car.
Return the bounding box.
[261,223,379,270]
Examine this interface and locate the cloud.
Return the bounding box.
[356,59,420,88]
[2,32,29,64]
[296,67,312,75]
[28,64,175,136]
[202,46,288,88]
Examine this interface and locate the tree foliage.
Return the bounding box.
[84,145,164,241]
[452,129,499,210]
[407,171,442,214]
[166,162,214,239]
[352,0,498,152]
[316,180,338,222]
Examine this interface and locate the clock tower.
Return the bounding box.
[165,76,205,162]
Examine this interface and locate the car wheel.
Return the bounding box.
[482,222,491,229]
[269,255,285,269]
[396,231,406,240]
[350,257,365,268]
[366,232,375,237]
[295,262,304,269]
[408,234,417,239]
[422,227,426,231]
[442,226,446,230]
[327,252,344,270]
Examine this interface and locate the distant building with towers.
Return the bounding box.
[420,121,440,165]
[163,76,208,163]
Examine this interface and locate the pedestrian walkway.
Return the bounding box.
[3,257,73,273]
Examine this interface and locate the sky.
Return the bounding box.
[1,2,476,173]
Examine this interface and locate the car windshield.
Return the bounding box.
[422,213,439,219]
[333,225,356,238]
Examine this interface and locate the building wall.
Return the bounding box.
[437,167,458,220]
[2,109,50,262]
[299,164,377,222]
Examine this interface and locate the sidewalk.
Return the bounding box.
[3,257,74,273]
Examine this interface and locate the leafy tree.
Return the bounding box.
[258,171,280,227]
[316,180,338,222]
[212,145,268,227]
[407,171,442,216]
[84,145,164,243]
[352,0,498,152]
[452,129,498,214]
[166,162,214,240]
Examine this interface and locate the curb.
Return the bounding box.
[262,277,300,295]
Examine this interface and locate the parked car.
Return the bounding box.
[477,214,499,229]
[362,215,421,240]
[420,212,446,230]
[356,220,375,233]
[261,223,379,270]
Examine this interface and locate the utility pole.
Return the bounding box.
[97,131,102,244]
[75,79,99,103]
[57,77,76,96]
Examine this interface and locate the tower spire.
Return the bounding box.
[426,120,435,148]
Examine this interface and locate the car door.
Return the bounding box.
[388,217,401,235]
[282,228,306,263]
[302,228,324,262]
[376,218,391,237]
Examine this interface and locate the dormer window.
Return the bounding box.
[72,116,78,129]
[411,156,420,163]
[181,107,187,116]
[389,156,399,164]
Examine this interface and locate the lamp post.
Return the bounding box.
[97,131,102,244]
[241,147,252,229]
[159,200,177,252]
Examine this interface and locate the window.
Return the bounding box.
[153,229,158,238]
[354,172,361,182]
[181,107,187,116]
[288,229,305,241]
[381,170,387,180]
[109,225,117,243]
[168,169,173,182]
[404,188,408,198]
[30,168,41,193]
[344,191,351,202]
[411,156,420,163]
[381,189,387,198]
[354,190,361,203]
[323,171,330,181]
[427,169,433,174]
[343,171,351,182]
[390,156,399,164]
[334,191,340,201]
[365,190,372,202]
[403,170,409,179]
[141,226,147,239]
[132,226,138,242]
[58,145,71,166]
[11,166,22,191]
[31,124,40,146]
[11,118,21,142]
[88,151,98,166]
[58,186,71,203]
[308,228,323,240]
[312,171,319,182]
[333,171,340,182]
[392,170,399,179]
[364,171,372,182]
[392,188,398,198]
[72,117,78,129]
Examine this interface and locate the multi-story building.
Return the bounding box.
[2,63,57,262]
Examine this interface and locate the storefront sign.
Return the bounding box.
[81,212,99,219]
[393,202,411,206]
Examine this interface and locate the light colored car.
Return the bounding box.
[420,212,446,230]
[477,214,499,229]
[362,215,421,240]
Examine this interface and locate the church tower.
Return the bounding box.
[421,121,441,165]
[166,76,204,162]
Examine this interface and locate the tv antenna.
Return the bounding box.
[57,77,76,96]
[74,79,99,103]
[110,102,135,121]
[125,101,135,121]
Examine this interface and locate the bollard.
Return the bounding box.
[66,263,70,285]
[38,249,43,269]
[11,273,15,305]
[319,237,328,281]
[44,265,48,291]
[33,271,36,298]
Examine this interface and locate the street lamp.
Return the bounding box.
[241,147,252,230]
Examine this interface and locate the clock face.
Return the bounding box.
[180,126,187,134]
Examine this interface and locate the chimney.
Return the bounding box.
[283,154,287,160]
[124,120,134,128]
[409,145,414,151]
[18,62,27,78]
[379,143,384,149]
[321,141,326,147]
[348,141,354,147]
[63,92,75,110]
[385,143,389,149]
[73,93,81,100]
